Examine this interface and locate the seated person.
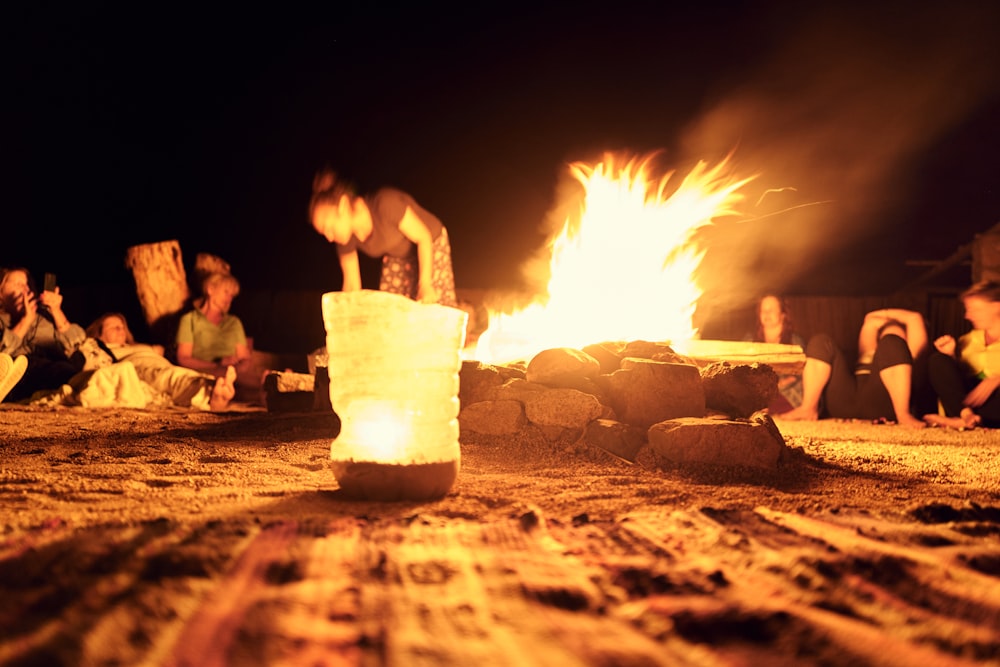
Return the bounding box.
[174,271,263,403]
[742,294,805,412]
[924,280,1000,429]
[89,312,236,411]
[776,308,928,428]
[0,267,86,402]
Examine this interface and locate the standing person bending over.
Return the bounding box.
[923,281,1000,429]
[776,308,928,428]
[0,267,85,402]
[175,271,259,402]
[309,168,458,307]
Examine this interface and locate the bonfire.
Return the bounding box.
[474,152,756,365]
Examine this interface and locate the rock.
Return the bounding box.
[621,340,673,359]
[596,358,705,428]
[491,378,550,402]
[582,342,625,374]
[700,361,778,418]
[622,340,693,365]
[459,361,504,408]
[641,414,787,470]
[522,387,610,429]
[583,419,646,462]
[525,347,601,386]
[459,399,527,435]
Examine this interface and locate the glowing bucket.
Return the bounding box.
[322,290,468,500]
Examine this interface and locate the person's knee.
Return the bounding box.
[875,333,911,366]
[804,333,836,362]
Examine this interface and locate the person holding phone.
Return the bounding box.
[0,266,86,402]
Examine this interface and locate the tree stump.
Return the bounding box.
[125,240,190,347]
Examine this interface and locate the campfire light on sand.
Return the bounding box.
[474,153,755,364]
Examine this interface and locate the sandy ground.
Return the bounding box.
[1,404,999,666]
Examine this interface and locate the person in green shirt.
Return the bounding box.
[175,271,260,403]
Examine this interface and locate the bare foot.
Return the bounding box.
[209,365,237,411]
[923,408,980,430]
[896,413,927,429]
[774,406,819,421]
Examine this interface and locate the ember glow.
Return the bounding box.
[474,153,755,364]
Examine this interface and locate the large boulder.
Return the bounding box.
[700,361,778,418]
[596,358,705,428]
[640,412,787,470]
[459,399,527,435]
[522,387,611,429]
[525,347,601,387]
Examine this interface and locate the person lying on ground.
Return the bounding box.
[90,312,236,411]
[0,267,85,402]
[923,280,1000,429]
[775,308,928,428]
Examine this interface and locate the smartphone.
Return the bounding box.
[43,273,57,292]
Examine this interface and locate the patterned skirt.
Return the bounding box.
[380,227,457,307]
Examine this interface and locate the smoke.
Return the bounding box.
[680,2,1000,303]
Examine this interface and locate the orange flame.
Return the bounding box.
[474,153,755,363]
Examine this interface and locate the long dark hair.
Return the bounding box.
[754,294,797,345]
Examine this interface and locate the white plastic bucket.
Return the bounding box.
[322,290,468,500]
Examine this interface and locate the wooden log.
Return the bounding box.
[124,240,190,347]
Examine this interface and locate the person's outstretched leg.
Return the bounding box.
[776,334,839,421]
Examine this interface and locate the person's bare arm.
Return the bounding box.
[933,335,957,357]
[38,287,74,333]
[857,311,884,359]
[859,308,928,359]
[397,207,437,303]
[220,342,251,366]
[894,309,928,359]
[337,248,363,292]
[10,290,38,340]
[176,342,219,373]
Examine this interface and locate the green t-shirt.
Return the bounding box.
[176,310,248,362]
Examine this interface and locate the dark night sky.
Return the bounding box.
[5,1,1000,307]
